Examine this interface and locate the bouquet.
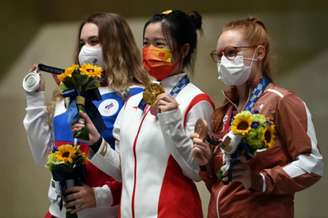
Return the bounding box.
[218,111,276,181]
[47,144,87,218]
[57,64,103,141]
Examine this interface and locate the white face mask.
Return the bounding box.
[78,45,105,69]
[217,53,256,86]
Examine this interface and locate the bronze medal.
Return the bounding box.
[194,119,208,141]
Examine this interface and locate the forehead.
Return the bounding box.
[144,22,165,39]
[216,29,246,50]
[80,23,99,39]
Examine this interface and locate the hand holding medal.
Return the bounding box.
[192,119,212,166]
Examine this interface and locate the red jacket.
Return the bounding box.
[203,83,323,218]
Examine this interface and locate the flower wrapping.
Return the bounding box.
[58,64,103,141]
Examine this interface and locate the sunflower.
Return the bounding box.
[55,144,77,164]
[79,63,103,78]
[263,124,276,149]
[231,111,253,136]
[57,64,78,81]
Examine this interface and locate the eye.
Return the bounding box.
[79,40,85,47]
[223,47,239,59]
[89,38,99,46]
[143,40,149,47]
[155,41,167,48]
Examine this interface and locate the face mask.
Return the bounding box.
[143,46,177,81]
[217,52,256,86]
[78,45,105,69]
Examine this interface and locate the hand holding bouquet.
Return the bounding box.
[218,111,276,181]
[47,144,87,218]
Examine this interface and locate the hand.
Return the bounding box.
[72,112,101,145]
[155,93,179,113]
[230,157,252,189]
[191,133,212,166]
[64,185,96,214]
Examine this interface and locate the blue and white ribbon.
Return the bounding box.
[244,76,270,112]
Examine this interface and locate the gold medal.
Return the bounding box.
[143,83,165,106]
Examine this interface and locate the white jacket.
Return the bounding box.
[91,73,214,217]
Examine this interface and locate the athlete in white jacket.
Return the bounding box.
[74,10,215,218]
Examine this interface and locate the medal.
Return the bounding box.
[194,119,208,141]
[22,71,40,93]
[143,83,164,106]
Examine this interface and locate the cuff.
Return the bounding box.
[93,185,113,208]
[157,108,182,125]
[90,137,103,153]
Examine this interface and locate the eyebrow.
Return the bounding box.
[143,36,166,41]
[80,35,99,41]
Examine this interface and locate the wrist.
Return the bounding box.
[90,137,103,153]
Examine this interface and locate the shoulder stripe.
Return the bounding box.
[266,88,284,98]
[183,93,215,127]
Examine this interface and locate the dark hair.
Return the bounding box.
[143,10,202,70]
[74,12,150,94]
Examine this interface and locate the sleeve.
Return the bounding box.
[252,94,324,194]
[23,91,53,166]
[158,94,214,181]
[90,108,123,181]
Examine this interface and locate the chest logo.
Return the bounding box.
[98,99,119,117]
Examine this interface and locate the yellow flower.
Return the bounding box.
[231,111,253,136]
[79,64,103,78]
[263,124,276,149]
[57,64,78,81]
[55,144,77,164]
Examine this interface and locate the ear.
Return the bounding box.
[256,45,266,61]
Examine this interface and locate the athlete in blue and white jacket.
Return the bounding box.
[23,85,143,218]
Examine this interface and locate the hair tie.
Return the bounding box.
[161,9,173,15]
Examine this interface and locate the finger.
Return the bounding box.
[65,198,80,208]
[65,186,82,194]
[72,123,85,131]
[71,206,83,214]
[193,143,210,156]
[29,64,37,72]
[193,141,211,155]
[79,111,92,124]
[192,147,209,164]
[65,192,81,202]
[191,133,200,139]
[156,93,171,101]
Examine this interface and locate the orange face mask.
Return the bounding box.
[143,46,177,81]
